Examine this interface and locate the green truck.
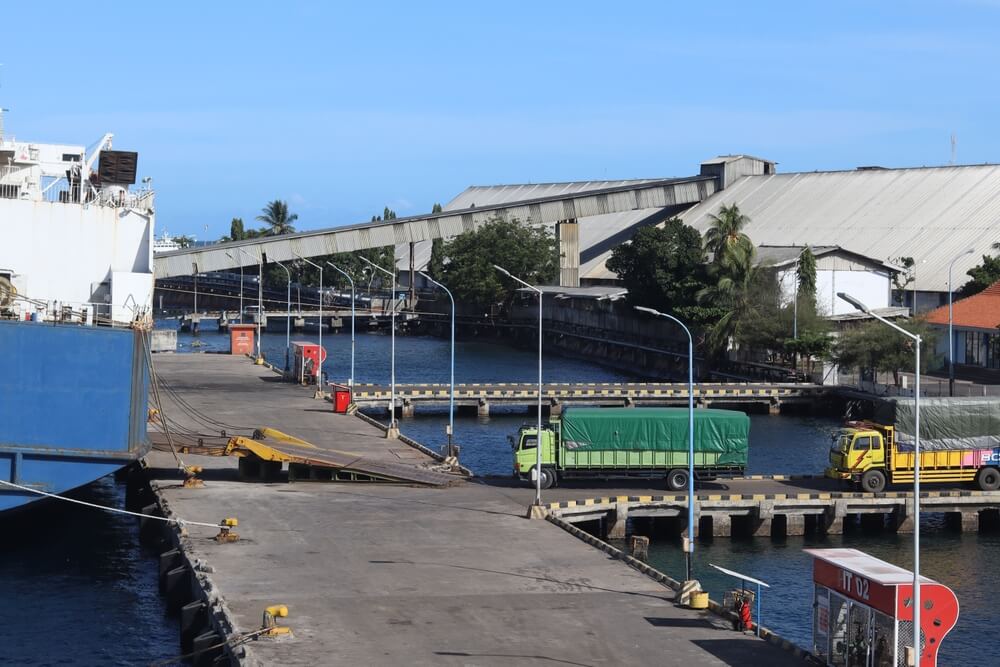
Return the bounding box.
[511,407,750,490]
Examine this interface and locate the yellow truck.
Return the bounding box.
[826,420,1000,492]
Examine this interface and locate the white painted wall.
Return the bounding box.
[778,267,890,315]
[0,198,153,317]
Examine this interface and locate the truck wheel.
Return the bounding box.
[861,470,886,493]
[666,469,689,492]
[977,467,1000,491]
[536,468,556,490]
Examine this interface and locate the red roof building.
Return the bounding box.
[924,281,1000,371]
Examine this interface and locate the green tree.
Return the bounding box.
[219,217,246,242]
[704,203,754,270]
[890,256,915,306]
[431,202,443,213]
[783,330,832,374]
[175,235,195,248]
[833,319,937,385]
[428,238,446,278]
[606,219,715,325]
[796,246,817,313]
[697,247,771,356]
[435,217,558,311]
[257,200,298,236]
[958,253,1000,298]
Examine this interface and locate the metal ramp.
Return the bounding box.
[148,428,462,487]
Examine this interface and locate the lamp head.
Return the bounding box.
[634,305,658,316]
[492,264,511,277]
[837,291,869,313]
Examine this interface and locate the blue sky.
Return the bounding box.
[4,1,1000,238]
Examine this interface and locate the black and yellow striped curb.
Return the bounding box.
[546,488,996,510]
[350,384,817,400]
[545,513,820,664]
[735,474,824,481]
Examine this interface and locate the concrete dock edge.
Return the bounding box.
[544,512,822,665]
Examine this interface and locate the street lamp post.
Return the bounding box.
[293,252,324,397]
[361,257,397,435]
[420,271,456,457]
[948,248,975,396]
[494,264,544,508]
[225,252,244,324]
[326,262,356,389]
[235,247,263,361]
[635,306,696,583]
[838,291,922,660]
[273,259,292,372]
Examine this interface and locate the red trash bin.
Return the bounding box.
[333,385,352,414]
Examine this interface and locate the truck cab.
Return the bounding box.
[512,425,558,489]
[826,423,890,492]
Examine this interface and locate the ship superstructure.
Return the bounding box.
[0,115,155,323]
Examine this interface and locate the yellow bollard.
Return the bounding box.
[689,591,709,609]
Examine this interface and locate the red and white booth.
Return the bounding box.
[805,549,958,666]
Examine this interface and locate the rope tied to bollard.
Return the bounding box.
[0,479,223,530]
[147,626,274,666]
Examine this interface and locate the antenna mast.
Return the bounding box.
[950,133,957,165]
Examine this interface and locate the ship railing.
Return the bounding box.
[0,165,32,199]
[9,295,151,329]
[30,176,155,212]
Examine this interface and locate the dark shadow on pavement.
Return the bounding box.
[436,652,594,666]
[645,616,719,629]
[691,639,805,666]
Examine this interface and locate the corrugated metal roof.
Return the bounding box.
[397,181,690,273]
[156,176,711,278]
[443,179,660,211]
[679,165,1000,292]
[755,245,838,266]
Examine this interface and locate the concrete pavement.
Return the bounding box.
[145,354,810,666]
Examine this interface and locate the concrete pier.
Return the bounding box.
[144,355,807,666]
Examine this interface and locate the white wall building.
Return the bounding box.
[759,245,898,316]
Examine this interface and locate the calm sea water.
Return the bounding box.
[0,477,178,665]
[4,320,994,663]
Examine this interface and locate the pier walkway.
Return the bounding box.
[144,355,807,666]
[353,381,824,415]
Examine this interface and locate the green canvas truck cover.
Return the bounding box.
[873,397,1000,451]
[559,407,749,465]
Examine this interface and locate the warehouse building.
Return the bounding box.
[398,155,1000,313]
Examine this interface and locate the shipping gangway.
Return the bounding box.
[148,427,459,487]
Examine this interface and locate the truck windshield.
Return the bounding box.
[831,433,852,454]
[520,435,537,450]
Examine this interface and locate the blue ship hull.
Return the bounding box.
[0,321,149,513]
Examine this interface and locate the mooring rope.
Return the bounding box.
[147,626,273,667]
[0,479,221,530]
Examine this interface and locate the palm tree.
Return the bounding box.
[704,203,753,269]
[257,200,298,236]
[697,246,761,356]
